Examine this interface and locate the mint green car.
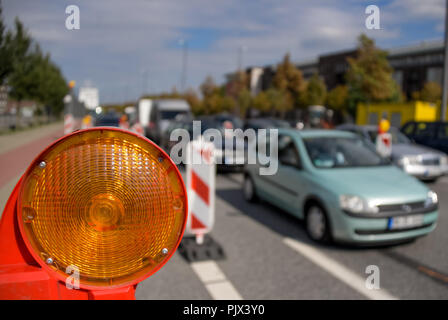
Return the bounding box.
[243,129,439,245]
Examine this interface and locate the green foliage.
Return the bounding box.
[184,88,202,115]
[226,71,248,100]
[200,75,216,98]
[273,53,305,108]
[0,8,68,115]
[346,34,400,115]
[252,91,270,112]
[412,82,442,103]
[0,5,13,84]
[266,88,292,115]
[301,73,327,107]
[237,88,252,117]
[326,85,348,111]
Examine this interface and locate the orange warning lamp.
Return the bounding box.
[378,118,390,134]
[0,128,188,299]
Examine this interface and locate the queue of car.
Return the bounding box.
[93,100,444,246]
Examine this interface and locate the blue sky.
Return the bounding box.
[2,0,445,104]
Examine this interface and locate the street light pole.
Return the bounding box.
[441,0,448,121]
[237,45,247,71]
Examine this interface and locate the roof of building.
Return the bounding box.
[248,39,444,72]
[387,39,443,57]
[295,39,444,67]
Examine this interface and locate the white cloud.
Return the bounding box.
[2,0,442,103]
[389,0,444,20]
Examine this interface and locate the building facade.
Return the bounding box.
[247,40,444,99]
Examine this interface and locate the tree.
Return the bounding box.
[237,88,252,118]
[202,90,234,114]
[412,82,442,103]
[301,74,327,107]
[266,88,292,116]
[346,34,400,115]
[273,53,305,109]
[252,91,270,113]
[326,85,349,111]
[225,70,248,115]
[184,88,203,115]
[200,75,216,98]
[0,4,13,84]
[6,18,33,103]
[226,71,248,100]
[2,11,68,115]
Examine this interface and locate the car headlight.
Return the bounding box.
[397,155,420,166]
[339,195,379,214]
[424,190,438,207]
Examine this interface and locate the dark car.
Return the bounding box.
[161,117,226,165]
[212,113,244,130]
[160,119,194,154]
[95,112,120,127]
[244,117,291,130]
[196,116,247,170]
[401,121,448,154]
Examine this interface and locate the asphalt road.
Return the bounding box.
[1,123,447,299]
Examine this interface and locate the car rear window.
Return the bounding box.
[415,122,437,138]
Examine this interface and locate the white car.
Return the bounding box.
[337,124,448,181]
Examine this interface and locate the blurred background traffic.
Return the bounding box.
[1,0,448,299]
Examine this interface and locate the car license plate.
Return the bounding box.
[388,215,424,230]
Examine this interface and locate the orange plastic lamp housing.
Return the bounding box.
[17,128,187,289]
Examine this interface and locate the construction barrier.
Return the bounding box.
[185,138,215,244]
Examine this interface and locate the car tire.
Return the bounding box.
[424,177,438,183]
[305,204,332,243]
[243,175,258,203]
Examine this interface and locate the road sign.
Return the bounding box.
[186,138,216,244]
[376,132,392,158]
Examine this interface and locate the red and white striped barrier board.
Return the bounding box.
[119,119,129,130]
[130,122,144,136]
[186,139,215,244]
[376,132,392,158]
[64,114,75,135]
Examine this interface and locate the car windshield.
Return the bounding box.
[160,110,188,120]
[214,115,243,129]
[367,128,410,144]
[303,136,388,168]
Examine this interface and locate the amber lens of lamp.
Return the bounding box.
[18,129,187,287]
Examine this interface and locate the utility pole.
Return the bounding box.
[237,45,247,71]
[441,0,448,120]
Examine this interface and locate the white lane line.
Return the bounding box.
[283,237,398,300]
[191,260,242,300]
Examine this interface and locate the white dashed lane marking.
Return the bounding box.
[283,237,398,300]
[190,260,242,300]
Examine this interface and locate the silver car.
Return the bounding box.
[337,124,448,181]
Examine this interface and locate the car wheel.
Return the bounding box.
[243,175,258,202]
[305,204,331,243]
